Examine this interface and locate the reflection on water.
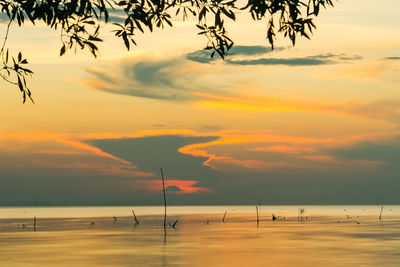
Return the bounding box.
[1,206,400,266]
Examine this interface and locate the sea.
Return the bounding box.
[0,205,399,266]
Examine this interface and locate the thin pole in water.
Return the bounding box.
[379,205,383,221]
[160,167,167,231]
[33,216,36,232]
[256,205,259,226]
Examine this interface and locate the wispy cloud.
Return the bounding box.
[85,57,198,101]
[186,45,284,63]
[385,56,400,60]
[225,53,362,66]
[83,51,400,124]
[84,49,362,105]
[186,46,362,66]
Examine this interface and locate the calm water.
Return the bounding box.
[1,205,400,266]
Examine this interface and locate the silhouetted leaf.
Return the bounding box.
[17,76,23,92]
[60,45,66,56]
[122,34,130,50]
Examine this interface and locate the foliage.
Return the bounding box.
[0,0,335,102]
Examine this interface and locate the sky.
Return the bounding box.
[1,0,400,205]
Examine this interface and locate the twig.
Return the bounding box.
[379,205,383,221]
[169,220,178,228]
[0,20,12,54]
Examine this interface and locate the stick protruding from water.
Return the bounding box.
[160,167,167,231]
[379,205,383,221]
[256,201,260,226]
[222,210,227,222]
[132,209,139,225]
[33,216,36,232]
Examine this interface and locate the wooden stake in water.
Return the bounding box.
[160,167,167,231]
[222,210,227,222]
[33,216,36,232]
[256,205,259,226]
[132,209,139,225]
[379,205,383,221]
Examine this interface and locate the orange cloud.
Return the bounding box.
[133,179,212,194]
[33,150,86,155]
[24,159,153,177]
[176,130,398,172]
[0,130,156,177]
[250,145,315,154]
[191,92,349,116]
[191,92,400,123]
[2,129,397,176]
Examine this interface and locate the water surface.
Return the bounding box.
[0,206,399,266]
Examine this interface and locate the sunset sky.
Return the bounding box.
[1,0,400,205]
